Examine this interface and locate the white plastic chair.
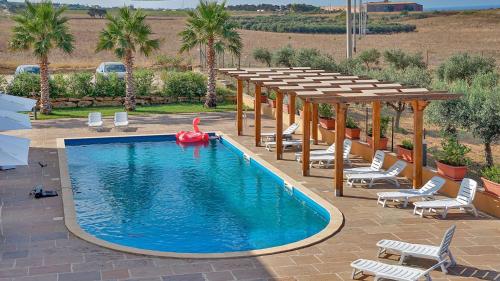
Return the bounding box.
[261,123,299,141]
[308,139,352,168]
[377,176,446,208]
[87,112,103,130]
[376,225,457,274]
[295,143,335,161]
[265,139,302,152]
[114,112,129,130]
[346,160,407,188]
[413,178,478,218]
[351,259,446,281]
[344,150,385,174]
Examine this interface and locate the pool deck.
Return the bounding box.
[0,112,498,281]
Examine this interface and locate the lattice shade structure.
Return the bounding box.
[218,67,461,197]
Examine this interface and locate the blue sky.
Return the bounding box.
[8,0,500,10]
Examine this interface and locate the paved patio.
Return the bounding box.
[0,112,498,281]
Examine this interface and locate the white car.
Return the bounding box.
[96,62,126,79]
[14,65,40,76]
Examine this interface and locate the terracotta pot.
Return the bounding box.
[259,95,268,103]
[481,177,500,197]
[345,127,361,140]
[397,145,413,163]
[436,161,467,181]
[268,99,276,108]
[319,117,335,130]
[367,137,388,150]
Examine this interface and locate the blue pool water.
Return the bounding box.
[65,135,329,253]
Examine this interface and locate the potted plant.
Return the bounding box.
[345,117,361,140]
[367,116,390,150]
[397,139,414,163]
[267,91,276,108]
[318,103,335,130]
[259,92,268,103]
[435,137,471,181]
[481,165,500,197]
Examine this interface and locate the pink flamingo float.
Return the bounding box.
[176,117,209,143]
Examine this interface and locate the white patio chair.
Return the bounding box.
[294,143,335,161]
[308,139,352,168]
[376,225,457,274]
[413,178,478,219]
[87,112,103,130]
[351,259,446,281]
[377,176,446,208]
[344,150,385,174]
[346,160,407,188]
[114,112,129,130]
[261,123,299,142]
[265,139,302,152]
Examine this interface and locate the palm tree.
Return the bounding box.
[96,7,160,111]
[9,1,74,114]
[179,0,242,108]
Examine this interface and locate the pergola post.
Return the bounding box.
[312,103,319,145]
[237,79,243,136]
[334,103,348,197]
[302,100,311,176]
[289,94,296,125]
[254,84,262,146]
[276,91,284,160]
[412,100,428,188]
[371,101,381,157]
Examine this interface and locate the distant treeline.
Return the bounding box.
[228,3,322,13]
[232,15,416,34]
[1,0,101,13]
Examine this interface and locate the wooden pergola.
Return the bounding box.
[218,67,460,197]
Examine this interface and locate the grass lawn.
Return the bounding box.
[35,103,237,120]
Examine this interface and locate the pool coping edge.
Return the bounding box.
[57,132,344,259]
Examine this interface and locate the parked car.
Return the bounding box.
[96,62,126,79]
[14,65,40,76]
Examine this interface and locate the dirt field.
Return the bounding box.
[1,9,500,73]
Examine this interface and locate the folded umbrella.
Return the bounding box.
[0,93,37,112]
[0,110,32,131]
[0,134,30,166]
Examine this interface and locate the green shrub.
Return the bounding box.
[50,74,69,98]
[93,73,126,97]
[253,47,273,67]
[346,117,359,129]
[155,54,189,71]
[134,69,155,96]
[436,137,471,167]
[216,86,235,98]
[318,103,334,118]
[400,139,414,150]
[368,116,391,138]
[437,53,496,84]
[358,48,381,69]
[7,73,40,97]
[482,165,500,184]
[0,75,7,92]
[274,45,296,67]
[66,72,94,98]
[162,71,207,100]
[268,91,276,100]
[383,49,425,70]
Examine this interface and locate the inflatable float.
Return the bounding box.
[176,117,209,143]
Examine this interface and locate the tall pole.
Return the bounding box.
[353,0,356,53]
[346,0,353,58]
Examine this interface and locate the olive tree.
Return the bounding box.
[437,53,496,84]
[252,47,273,67]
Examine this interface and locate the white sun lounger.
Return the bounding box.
[88,112,103,130]
[344,150,385,174]
[265,139,302,151]
[346,160,407,188]
[261,123,299,141]
[351,259,446,281]
[114,112,129,130]
[376,225,457,274]
[413,178,478,219]
[308,139,352,168]
[294,143,335,161]
[377,176,446,208]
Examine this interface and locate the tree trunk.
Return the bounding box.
[205,37,217,108]
[39,55,51,114]
[124,50,136,111]
[394,110,402,130]
[484,142,494,167]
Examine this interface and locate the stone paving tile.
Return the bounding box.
[0,113,498,281]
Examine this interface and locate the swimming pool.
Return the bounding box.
[59,133,342,257]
